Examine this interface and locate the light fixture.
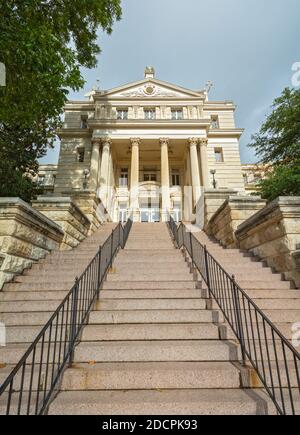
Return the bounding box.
[210,169,217,189]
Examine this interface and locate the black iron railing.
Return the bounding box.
[0,219,133,415]
[169,217,300,416]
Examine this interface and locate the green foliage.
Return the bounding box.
[250,87,300,200]
[256,165,300,202]
[0,0,121,201]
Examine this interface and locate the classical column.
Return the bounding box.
[99,137,112,208]
[160,138,171,221]
[199,138,210,188]
[189,138,202,207]
[90,138,101,192]
[130,138,141,220]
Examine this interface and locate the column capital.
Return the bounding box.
[101,137,112,147]
[130,137,141,146]
[188,137,199,146]
[159,137,170,146]
[199,138,208,147]
[91,138,102,146]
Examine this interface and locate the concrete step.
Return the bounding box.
[102,281,198,290]
[0,290,68,301]
[81,323,219,341]
[89,309,220,324]
[113,263,189,272]
[202,289,300,300]
[14,274,80,284]
[209,299,300,311]
[62,362,240,390]
[0,300,60,313]
[74,340,240,363]
[99,289,203,299]
[95,298,206,311]
[107,273,193,282]
[48,389,270,415]
[5,326,44,343]
[0,312,53,326]
[4,282,74,291]
[235,280,291,290]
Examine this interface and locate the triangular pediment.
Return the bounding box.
[100,79,204,99]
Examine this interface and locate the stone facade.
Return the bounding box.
[0,198,64,289]
[206,196,267,248]
[49,67,245,224]
[235,197,300,287]
[32,196,91,249]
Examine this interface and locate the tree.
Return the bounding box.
[250,87,300,201]
[0,0,121,201]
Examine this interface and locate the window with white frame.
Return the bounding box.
[117,109,128,120]
[172,171,181,186]
[211,115,219,129]
[119,168,129,187]
[144,108,156,120]
[171,109,183,120]
[214,147,224,163]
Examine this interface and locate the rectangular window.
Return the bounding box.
[37,175,45,185]
[80,116,88,129]
[119,168,128,187]
[144,173,157,182]
[214,148,224,163]
[117,109,128,120]
[144,108,156,120]
[171,109,183,120]
[172,172,180,186]
[77,148,85,163]
[211,116,219,129]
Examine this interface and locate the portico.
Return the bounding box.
[88,136,210,222]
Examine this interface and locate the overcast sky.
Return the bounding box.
[41,0,300,165]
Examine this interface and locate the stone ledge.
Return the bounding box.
[236,197,300,237]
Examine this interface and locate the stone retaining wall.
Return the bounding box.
[235,197,300,287]
[206,196,266,248]
[0,198,64,290]
[32,196,91,249]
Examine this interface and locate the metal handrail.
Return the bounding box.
[169,217,300,416]
[0,218,133,415]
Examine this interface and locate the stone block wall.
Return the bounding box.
[206,196,266,248]
[32,196,91,249]
[235,197,300,287]
[0,198,64,290]
[202,189,239,228]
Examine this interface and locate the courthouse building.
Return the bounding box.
[43,67,246,223]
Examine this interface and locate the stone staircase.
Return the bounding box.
[193,230,300,342]
[0,223,117,385]
[48,223,272,415]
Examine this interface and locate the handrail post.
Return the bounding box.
[69,277,79,366]
[189,231,194,268]
[97,247,102,299]
[231,275,246,365]
[204,245,212,299]
[110,230,114,269]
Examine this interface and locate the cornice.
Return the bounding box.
[208,129,244,139]
[57,129,92,139]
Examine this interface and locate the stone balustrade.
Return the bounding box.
[0,198,64,290]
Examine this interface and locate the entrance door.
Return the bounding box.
[140,208,160,223]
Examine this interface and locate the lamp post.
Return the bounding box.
[83,169,90,190]
[210,169,217,189]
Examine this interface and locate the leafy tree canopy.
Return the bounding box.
[0,0,121,200]
[249,87,300,200]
